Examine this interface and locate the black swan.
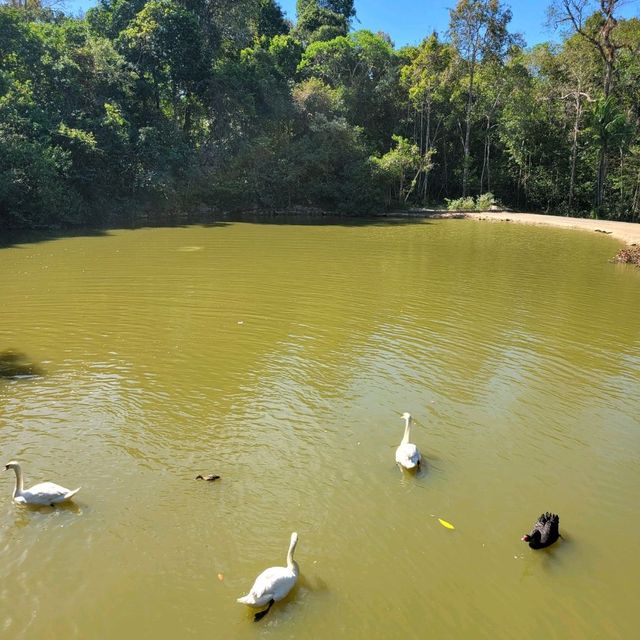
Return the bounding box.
[196,474,221,481]
[521,512,561,549]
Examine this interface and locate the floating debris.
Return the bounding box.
[438,518,455,530]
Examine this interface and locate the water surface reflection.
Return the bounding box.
[1,220,639,639]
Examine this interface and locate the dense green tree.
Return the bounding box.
[371,134,434,206]
[549,0,629,211]
[400,34,453,201]
[299,30,401,149]
[448,0,518,196]
[255,0,290,38]
[297,0,355,22]
[1,0,640,229]
[118,1,205,124]
[295,0,355,42]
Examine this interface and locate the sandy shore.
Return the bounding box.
[380,210,640,246]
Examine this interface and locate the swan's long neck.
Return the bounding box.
[286,537,299,575]
[11,466,24,498]
[401,415,412,444]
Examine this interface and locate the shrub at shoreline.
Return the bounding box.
[613,246,640,266]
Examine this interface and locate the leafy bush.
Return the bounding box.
[370,135,424,207]
[446,193,497,211]
[0,134,83,228]
[446,196,475,210]
[475,192,495,210]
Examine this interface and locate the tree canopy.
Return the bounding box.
[1,0,639,229]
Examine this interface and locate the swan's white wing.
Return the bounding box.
[395,443,421,468]
[20,482,78,505]
[238,567,296,606]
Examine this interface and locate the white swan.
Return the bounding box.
[237,532,299,621]
[395,412,421,470]
[4,460,80,505]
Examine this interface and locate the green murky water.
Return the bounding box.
[1,219,639,639]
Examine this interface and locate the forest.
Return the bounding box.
[1,0,639,229]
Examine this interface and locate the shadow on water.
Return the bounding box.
[0,217,231,249]
[9,501,86,530]
[216,211,434,228]
[517,541,569,581]
[0,350,45,379]
[0,212,431,248]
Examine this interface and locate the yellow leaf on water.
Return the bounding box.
[438,518,455,530]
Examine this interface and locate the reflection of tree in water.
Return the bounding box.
[0,350,44,378]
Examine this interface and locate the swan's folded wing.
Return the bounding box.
[396,443,421,467]
[249,567,294,601]
[250,568,283,595]
[544,514,560,541]
[22,482,72,503]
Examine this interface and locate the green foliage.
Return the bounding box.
[1,1,640,229]
[255,0,289,38]
[588,96,632,151]
[299,30,400,149]
[371,134,432,206]
[296,4,348,43]
[208,104,376,214]
[475,192,495,210]
[117,0,205,106]
[445,192,496,210]
[292,77,343,119]
[448,0,517,63]
[295,0,356,43]
[0,133,82,227]
[446,196,476,210]
[269,34,304,78]
[87,0,149,40]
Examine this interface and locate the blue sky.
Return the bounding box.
[64,0,639,49]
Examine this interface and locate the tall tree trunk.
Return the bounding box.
[183,102,192,133]
[423,100,432,203]
[480,115,490,193]
[596,145,607,213]
[568,94,582,210]
[443,137,448,197]
[462,59,475,197]
[418,104,424,200]
[596,2,617,212]
[555,0,622,214]
[486,131,491,193]
[596,59,615,213]
[632,172,640,222]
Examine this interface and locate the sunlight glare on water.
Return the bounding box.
[1,219,639,639]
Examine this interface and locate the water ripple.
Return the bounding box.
[1,221,639,639]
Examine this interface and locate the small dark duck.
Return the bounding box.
[196,474,221,482]
[521,512,561,549]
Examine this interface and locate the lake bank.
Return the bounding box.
[377,210,640,246]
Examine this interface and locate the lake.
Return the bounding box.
[1,218,639,639]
